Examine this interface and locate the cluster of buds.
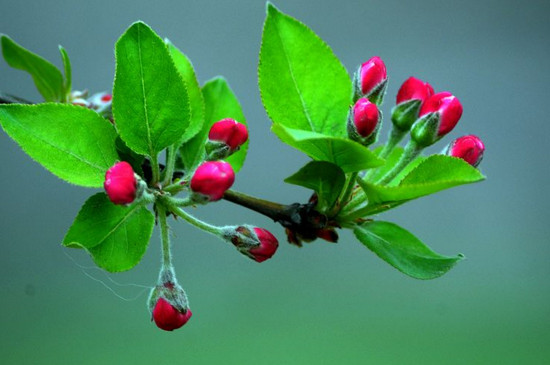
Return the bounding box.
[187,118,248,203]
[70,90,113,120]
[148,267,192,331]
[222,225,279,262]
[350,55,484,178]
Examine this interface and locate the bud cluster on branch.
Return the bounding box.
[0,2,485,332]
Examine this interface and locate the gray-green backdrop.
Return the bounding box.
[1,0,548,364]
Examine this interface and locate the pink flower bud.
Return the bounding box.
[396,77,434,105]
[445,134,485,167]
[190,161,235,201]
[104,161,137,205]
[208,118,248,151]
[152,297,192,331]
[248,228,279,263]
[359,56,387,96]
[352,98,380,138]
[227,226,279,262]
[419,92,463,136]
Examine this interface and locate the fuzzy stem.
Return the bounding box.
[156,204,173,268]
[339,172,359,207]
[150,153,161,187]
[162,145,177,187]
[163,198,223,237]
[376,140,422,185]
[364,127,406,181]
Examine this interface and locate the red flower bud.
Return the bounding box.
[208,118,248,151]
[227,226,279,262]
[352,98,380,138]
[359,56,387,96]
[190,161,235,201]
[419,92,463,136]
[248,228,279,263]
[396,77,434,105]
[152,297,192,331]
[445,134,485,167]
[104,162,137,205]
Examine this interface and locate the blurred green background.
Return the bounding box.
[1,0,549,363]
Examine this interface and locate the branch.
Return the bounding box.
[0,92,32,104]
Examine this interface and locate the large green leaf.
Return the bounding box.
[354,221,464,279]
[259,3,352,137]
[272,123,383,173]
[113,22,190,157]
[180,77,248,173]
[285,161,345,212]
[1,35,64,102]
[63,193,155,272]
[0,103,119,187]
[166,40,204,144]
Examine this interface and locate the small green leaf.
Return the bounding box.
[272,123,383,172]
[259,3,352,137]
[63,193,155,272]
[354,221,464,279]
[0,104,119,187]
[347,155,486,218]
[166,40,204,144]
[58,45,71,100]
[180,77,248,173]
[1,35,64,102]
[285,161,345,212]
[113,22,190,157]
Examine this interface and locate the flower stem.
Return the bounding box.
[156,204,172,268]
[150,153,161,187]
[364,127,406,181]
[162,144,177,187]
[376,140,422,185]
[162,197,223,237]
[339,172,359,207]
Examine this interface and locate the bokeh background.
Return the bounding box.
[1,0,549,363]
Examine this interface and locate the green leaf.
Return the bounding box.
[180,77,248,173]
[58,45,71,100]
[166,40,204,144]
[272,123,383,173]
[63,193,155,272]
[284,161,345,212]
[0,104,119,187]
[1,35,64,102]
[354,221,464,279]
[259,3,352,137]
[343,155,485,219]
[113,22,190,157]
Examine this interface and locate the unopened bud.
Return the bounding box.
[391,77,434,132]
[148,267,192,331]
[189,161,235,202]
[444,134,485,167]
[347,98,381,146]
[224,225,279,262]
[411,92,463,147]
[353,56,388,105]
[104,161,138,205]
[206,118,248,160]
